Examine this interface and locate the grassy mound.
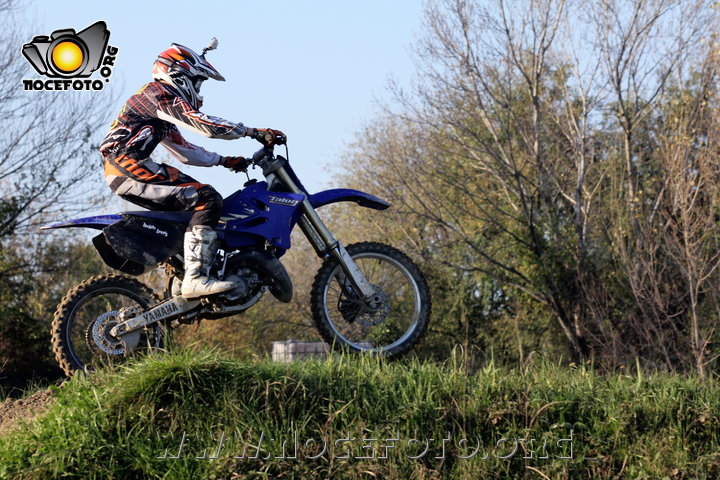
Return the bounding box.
[0,349,718,479]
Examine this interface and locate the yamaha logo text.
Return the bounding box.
[142,301,179,323]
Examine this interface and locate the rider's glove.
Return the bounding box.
[253,128,286,147]
[220,155,251,172]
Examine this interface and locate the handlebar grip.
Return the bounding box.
[254,129,286,146]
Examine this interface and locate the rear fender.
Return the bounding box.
[308,189,390,210]
[41,214,123,231]
[41,214,165,276]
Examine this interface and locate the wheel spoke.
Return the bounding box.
[52,276,163,376]
[316,245,428,356]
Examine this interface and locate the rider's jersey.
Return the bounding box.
[100,80,248,167]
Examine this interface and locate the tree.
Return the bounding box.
[338,0,720,371]
[0,1,119,390]
[0,1,116,243]
[0,240,109,393]
[654,60,720,378]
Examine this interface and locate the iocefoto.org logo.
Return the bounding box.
[21,21,118,91]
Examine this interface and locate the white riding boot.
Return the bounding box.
[180,225,235,299]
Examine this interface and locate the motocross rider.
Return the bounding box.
[100,43,285,299]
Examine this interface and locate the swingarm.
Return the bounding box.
[109,296,201,352]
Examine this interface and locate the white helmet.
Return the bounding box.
[152,43,224,109]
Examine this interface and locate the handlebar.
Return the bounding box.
[251,145,274,165]
[250,144,291,178]
[256,130,286,147]
[246,143,310,194]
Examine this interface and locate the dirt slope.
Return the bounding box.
[0,389,56,436]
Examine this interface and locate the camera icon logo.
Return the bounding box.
[22,21,110,78]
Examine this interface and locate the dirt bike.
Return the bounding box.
[44,145,431,376]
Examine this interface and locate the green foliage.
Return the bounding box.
[0,197,23,239]
[1,349,719,479]
[323,0,720,373]
[0,238,108,395]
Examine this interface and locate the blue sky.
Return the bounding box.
[27,1,425,196]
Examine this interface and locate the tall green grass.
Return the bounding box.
[0,348,718,479]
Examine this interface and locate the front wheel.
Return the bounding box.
[311,242,431,358]
[51,274,165,377]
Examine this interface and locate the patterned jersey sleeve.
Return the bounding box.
[155,85,249,139]
[160,125,222,167]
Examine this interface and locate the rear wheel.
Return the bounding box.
[51,274,164,377]
[311,242,431,358]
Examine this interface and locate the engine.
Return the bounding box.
[219,267,260,305]
[223,249,293,303]
[168,248,292,323]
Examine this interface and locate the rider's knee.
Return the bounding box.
[190,187,223,228]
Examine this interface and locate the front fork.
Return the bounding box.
[271,166,377,300]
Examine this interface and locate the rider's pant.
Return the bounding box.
[103,155,222,229]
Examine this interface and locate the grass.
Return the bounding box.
[0,347,719,479]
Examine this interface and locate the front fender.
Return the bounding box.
[309,189,390,211]
[41,214,122,231]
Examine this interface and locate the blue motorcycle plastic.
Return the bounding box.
[46,146,431,376]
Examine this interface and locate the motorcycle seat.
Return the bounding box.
[121,210,193,224]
